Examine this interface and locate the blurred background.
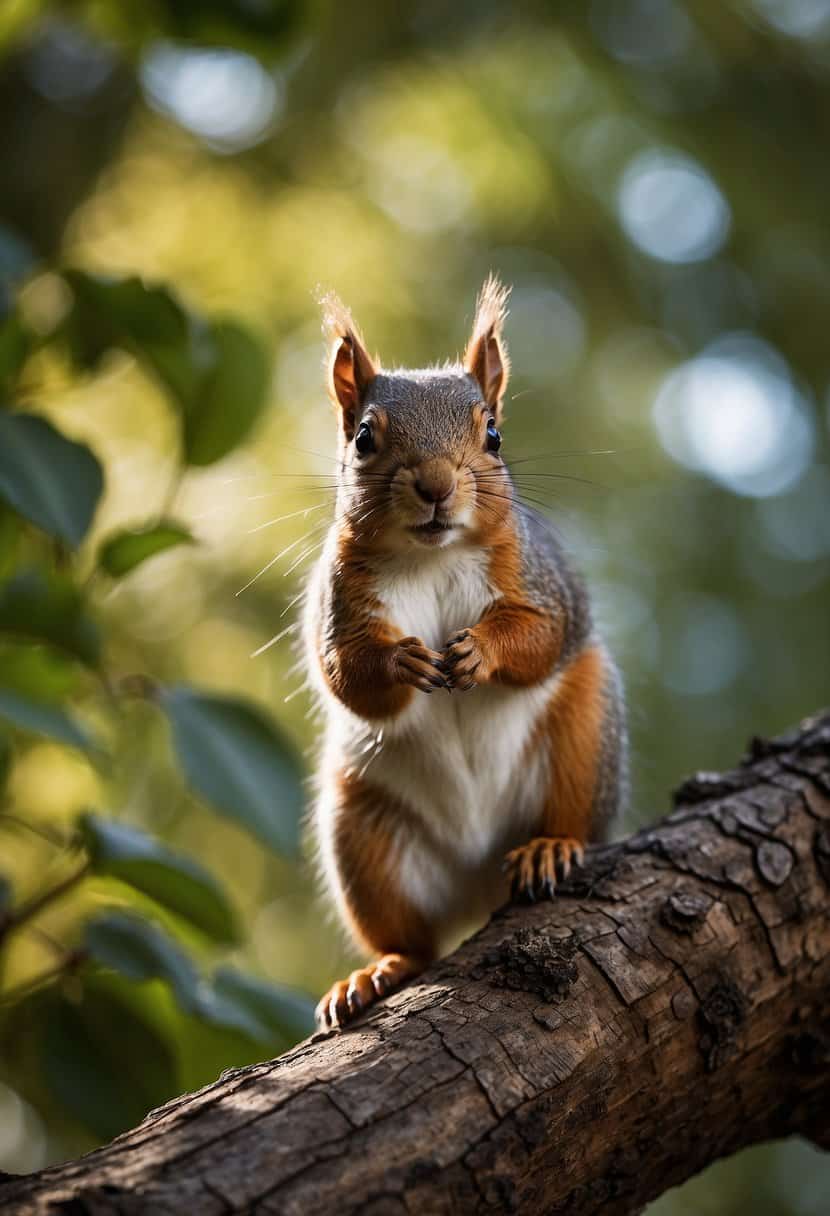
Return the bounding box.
[0,1,828,1210]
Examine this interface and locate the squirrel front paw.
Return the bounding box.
[442,628,485,690]
[392,636,448,693]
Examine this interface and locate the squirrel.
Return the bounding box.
[305,276,627,1030]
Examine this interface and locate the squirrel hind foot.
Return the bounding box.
[315,952,426,1031]
[503,835,585,903]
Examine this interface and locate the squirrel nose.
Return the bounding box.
[414,461,456,506]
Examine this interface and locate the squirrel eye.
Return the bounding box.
[355,421,375,456]
[486,419,502,453]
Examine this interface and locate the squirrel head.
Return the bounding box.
[320,276,512,552]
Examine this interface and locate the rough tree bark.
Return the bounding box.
[2,711,829,1215]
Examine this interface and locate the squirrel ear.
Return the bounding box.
[463,274,511,416]
[320,292,377,439]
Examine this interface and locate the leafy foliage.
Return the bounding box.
[0,570,100,667]
[0,689,94,752]
[62,272,269,465]
[80,814,238,942]
[97,522,194,577]
[39,982,179,1140]
[0,413,103,548]
[160,687,303,855]
[0,268,309,1154]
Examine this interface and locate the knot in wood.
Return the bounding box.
[660,889,713,934]
[473,927,578,1002]
[698,977,748,1072]
[755,839,794,887]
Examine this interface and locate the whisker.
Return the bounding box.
[247,502,331,534]
[280,588,307,619]
[250,621,299,658]
[284,537,327,576]
[504,448,618,465]
[235,518,331,596]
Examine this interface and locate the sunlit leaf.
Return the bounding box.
[80,813,239,943]
[0,309,30,397]
[40,984,177,1140]
[0,642,81,704]
[61,270,212,410]
[0,569,100,666]
[159,686,303,855]
[62,271,195,395]
[84,911,201,1014]
[97,520,194,577]
[213,965,315,1044]
[181,320,269,466]
[0,413,103,547]
[0,688,93,751]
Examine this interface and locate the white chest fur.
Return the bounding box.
[323,546,554,907]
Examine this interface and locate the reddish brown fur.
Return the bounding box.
[330,771,437,961]
[536,644,607,842]
[443,524,563,690]
[317,525,446,719]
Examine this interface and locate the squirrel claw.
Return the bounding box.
[504,836,585,904]
[316,953,424,1031]
[442,629,484,691]
[394,636,448,694]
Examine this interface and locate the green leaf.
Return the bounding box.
[84,911,201,1014]
[61,271,213,412]
[79,813,238,943]
[40,983,177,1140]
[190,981,271,1041]
[159,686,303,855]
[181,320,269,466]
[0,569,100,666]
[83,911,272,1038]
[213,965,315,1044]
[61,273,269,465]
[0,688,93,751]
[0,642,81,704]
[0,310,31,397]
[97,520,194,577]
[62,271,197,397]
[0,413,103,547]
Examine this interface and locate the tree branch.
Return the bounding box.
[2,711,829,1215]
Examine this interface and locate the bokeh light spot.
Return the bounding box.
[617,149,730,264]
[653,334,814,497]
[140,43,280,152]
[752,0,830,39]
[365,136,472,233]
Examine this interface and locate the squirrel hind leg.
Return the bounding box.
[316,953,427,1031]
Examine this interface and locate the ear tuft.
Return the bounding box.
[464,274,511,414]
[318,289,378,438]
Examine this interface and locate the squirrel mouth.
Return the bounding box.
[411,519,453,535]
